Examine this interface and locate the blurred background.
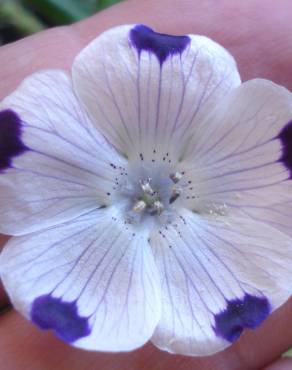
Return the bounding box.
[0,0,123,44]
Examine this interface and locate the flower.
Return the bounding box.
[0,24,292,357]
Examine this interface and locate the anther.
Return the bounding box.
[133,200,147,213]
[170,172,183,184]
[152,200,164,215]
[169,187,182,204]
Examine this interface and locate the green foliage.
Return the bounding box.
[283,348,292,357]
[22,0,123,24]
[97,0,123,11]
[0,0,123,43]
[23,0,95,24]
[0,0,44,35]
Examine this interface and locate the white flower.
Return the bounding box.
[0,24,292,357]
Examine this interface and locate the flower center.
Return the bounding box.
[113,161,185,227]
[132,174,182,216]
[107,157,230,229]
[133,179,162,214]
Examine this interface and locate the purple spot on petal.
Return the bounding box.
[0,109,28,171]
[278,120,292,176]
[129,24,190,65]
[214,294,271,342]
[31,294,90,343]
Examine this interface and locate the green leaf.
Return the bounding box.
[0,0,44,35]
[283,348,292,357]
[96,0,123,11]
[22,0,95,24]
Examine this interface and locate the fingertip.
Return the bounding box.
[264,358,292,370]
[0,234,10,307]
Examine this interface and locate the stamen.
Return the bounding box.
[133,200,147,213]
[152,200,164,215]
[169,187,182,204]
[170,172,183,183]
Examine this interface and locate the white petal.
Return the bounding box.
[0,207,161,351]
[150,209,292,356]
[179,79,292,237]
[72,24,240,162]
[0,70,126,235]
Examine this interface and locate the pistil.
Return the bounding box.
[140,179,155,195]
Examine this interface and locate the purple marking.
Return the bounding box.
[129,24,190,65]
[31,294,90,343]
[214,294,270,342]
[0,109,28,171]
[278,120,292,176]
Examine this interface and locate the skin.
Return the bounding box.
[0,0,292,368]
